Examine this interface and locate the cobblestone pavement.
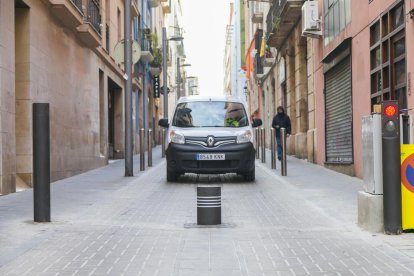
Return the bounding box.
[1,147,414,275]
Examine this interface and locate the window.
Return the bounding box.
[370,1,406,110]
[324,0,351,45]
[172,102,249,128]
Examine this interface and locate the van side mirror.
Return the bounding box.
[158,118,169,128]
[252,119,262,128]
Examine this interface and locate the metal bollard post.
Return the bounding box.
[140,128,145,171]
[33,103,51,222]
[281,128,287,176]
[255,128,260,159]
[261,128,266,163]
[271,128,276,169]
[161,129,166,158]
[197,186,221,225]
[148,129,152,167]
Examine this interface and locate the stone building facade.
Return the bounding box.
[0,0,138,194]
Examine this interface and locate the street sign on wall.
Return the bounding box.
[160,86,170,95]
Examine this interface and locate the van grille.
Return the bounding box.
[185,136,237,148]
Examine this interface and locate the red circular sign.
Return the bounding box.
[401,154,414,193]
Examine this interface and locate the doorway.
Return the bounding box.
[15,0,31,191]
[108,78,123,159]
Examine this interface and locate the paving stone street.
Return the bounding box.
[2,148,414,275]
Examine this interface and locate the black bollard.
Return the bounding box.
[281,128,287,176]
[140,128,145,171]
[148,129,152,167]
[381,101,402,234]
[33,103,51,222]
[197,186,221,225]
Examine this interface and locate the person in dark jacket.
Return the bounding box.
[272,106,291,160]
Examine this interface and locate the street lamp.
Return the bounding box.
[162,27,184,121]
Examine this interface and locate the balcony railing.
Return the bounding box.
[86,0,101,34]
[70,0,83,12]
[252,2,264,24]
[266,0,305,49]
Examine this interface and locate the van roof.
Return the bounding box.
[177,95,246,104]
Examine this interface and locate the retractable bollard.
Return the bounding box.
[33,103,51,222]
[281,128,287,176]
[255,128,260,159]
[197,186,221,225]
[271,128,276,169]
[140,128,145,171]
[261,128,266,163]
[162,128,166,158]
[148,129,152,167]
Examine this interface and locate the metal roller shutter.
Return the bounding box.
[325,57,353,163]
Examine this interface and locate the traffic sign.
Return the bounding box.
[401,145,414,230]
[160,86,170,95]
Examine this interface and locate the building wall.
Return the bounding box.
[0,0,128,194]
[0,1,16,194]
[313,0,414,178]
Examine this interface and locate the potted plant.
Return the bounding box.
[149,33,162,76]
[264,46,274,67]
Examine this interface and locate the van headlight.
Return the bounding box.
[169,130,185,144]
[237,130,253,144]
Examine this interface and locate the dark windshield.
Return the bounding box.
[172,101,249,127]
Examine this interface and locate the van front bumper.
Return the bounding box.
[166,142,255,174]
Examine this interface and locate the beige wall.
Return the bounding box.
[0,1,17,194]
[0,0,129,194]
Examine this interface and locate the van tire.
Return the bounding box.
[244,167,255,181]
[167,167,178,182]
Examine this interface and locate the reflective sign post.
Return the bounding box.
[381,101,402,234]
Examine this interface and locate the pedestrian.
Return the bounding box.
[272,106,291,161]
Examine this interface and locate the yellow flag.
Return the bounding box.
[259,36,265,57]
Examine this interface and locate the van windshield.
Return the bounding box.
[172,101,249,128]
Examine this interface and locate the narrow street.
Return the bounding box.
[1,148,414,275]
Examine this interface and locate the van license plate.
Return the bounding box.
[197,153,225,160]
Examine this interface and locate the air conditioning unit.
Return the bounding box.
[302,1,322,38]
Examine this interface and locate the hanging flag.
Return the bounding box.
[259,35,265,57]
[246,38,255,80]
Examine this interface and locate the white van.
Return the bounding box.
[158,96,262,182]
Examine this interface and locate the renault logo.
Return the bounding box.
[207,136,215,147]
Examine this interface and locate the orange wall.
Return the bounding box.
[313,0,413,178]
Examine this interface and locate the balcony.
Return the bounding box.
[132,0,139,17]
[252,3,264,24]
[45,0,84,29]
[140,39,154,63]
[252,12,264,24]
[162,0,171,14]
[266,0,305,49]
[148,0,160,8]
[77,0,101,48]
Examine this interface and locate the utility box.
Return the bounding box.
[362,114,383,194]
